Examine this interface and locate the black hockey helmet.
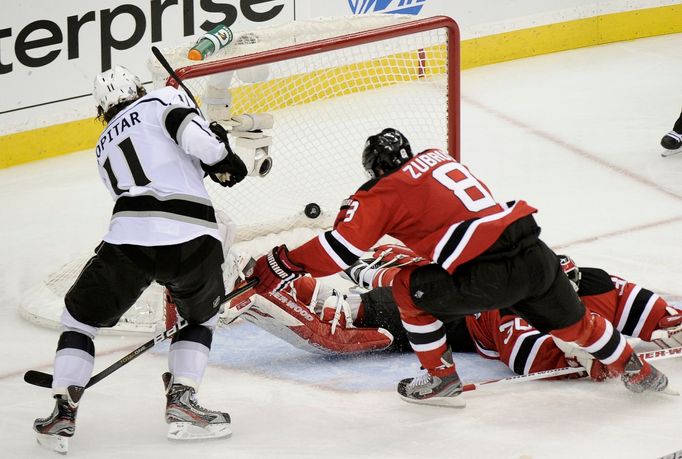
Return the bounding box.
[557,254,581,291]
[362,128,413,179]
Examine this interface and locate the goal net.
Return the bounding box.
[19,15,460,334]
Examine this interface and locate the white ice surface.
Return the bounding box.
[1,32,682,458]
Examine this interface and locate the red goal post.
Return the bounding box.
[170,15,459,159]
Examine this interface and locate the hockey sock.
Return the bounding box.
[550,311,632,374]
[169,324,213,389]
[52,331,95,393]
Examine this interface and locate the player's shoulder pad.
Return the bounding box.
[148,86,177,103]
[146,86,197,108]
[577,267,614,296]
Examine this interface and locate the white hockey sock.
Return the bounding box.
[168,340,210,389]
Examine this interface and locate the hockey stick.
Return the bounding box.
[151,46,199,108]
[24,278,259,389]
[462,345,682,393]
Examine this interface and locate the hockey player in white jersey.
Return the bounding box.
[33,65,254,452]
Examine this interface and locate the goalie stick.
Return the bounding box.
[462,345,682,393]
[24,278,258,389]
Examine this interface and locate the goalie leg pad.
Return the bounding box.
[238,289,393,354]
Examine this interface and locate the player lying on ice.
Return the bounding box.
[247,128,672,407]
[195,244,682,385]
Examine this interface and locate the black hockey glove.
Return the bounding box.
[201,154,247,187]
[202,122,247,187]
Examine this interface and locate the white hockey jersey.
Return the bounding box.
[94,86,228,246]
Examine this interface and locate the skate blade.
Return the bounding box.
[661,385,680,396]
[399,394,466,408]
[167,421,232,441]
[661,148,682,157]
[36,433,68,454]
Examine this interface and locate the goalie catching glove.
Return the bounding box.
[553,337,614,381]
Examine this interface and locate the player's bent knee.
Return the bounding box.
[172,323,213,348]
[178,305,221,325]
[60,308,99,339]
[408,264,459,317]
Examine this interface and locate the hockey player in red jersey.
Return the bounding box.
[222,245,681,382]
[344,248,682,380]
[250,128,670,406]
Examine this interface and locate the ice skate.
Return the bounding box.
[661,130,682,157]
[397,348,465,407]
[397,370,465,408]
[163,372,231,440]
[621,353,675,395]
[34,386,83,454]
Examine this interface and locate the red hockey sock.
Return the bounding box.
[551,311,633,374]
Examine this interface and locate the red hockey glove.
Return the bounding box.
[565,356,614,382]
[252,245,306,294]
[650,308,682,347]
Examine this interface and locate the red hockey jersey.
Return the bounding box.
[464,267,673,375]
[289,149,536,277]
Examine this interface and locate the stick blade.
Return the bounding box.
[25,370,53,388]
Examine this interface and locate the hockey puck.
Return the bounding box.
[304,203,321,219]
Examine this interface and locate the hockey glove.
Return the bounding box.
[199,122,247,187]
[252,245,306,294]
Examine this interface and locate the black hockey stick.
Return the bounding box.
[24,278,259,389]
[151,45,199,108]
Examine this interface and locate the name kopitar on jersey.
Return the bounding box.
[96,111,141,157]
[401,149,452,179]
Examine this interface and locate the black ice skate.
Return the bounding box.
[34,386,83,454]
[397,349,465,408]
[163,372,231,440]
[621,353,673,394]
[661,130,682,157]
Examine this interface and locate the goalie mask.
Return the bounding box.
[558,254,581,291]
[362,128,412,179]
[93,65,144,112]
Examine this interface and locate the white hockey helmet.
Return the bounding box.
[93,65,143,112]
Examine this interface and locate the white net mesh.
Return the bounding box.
[19,15,457,333]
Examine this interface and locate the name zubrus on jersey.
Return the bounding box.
[401,149,452,179]
[0,0,285,75]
